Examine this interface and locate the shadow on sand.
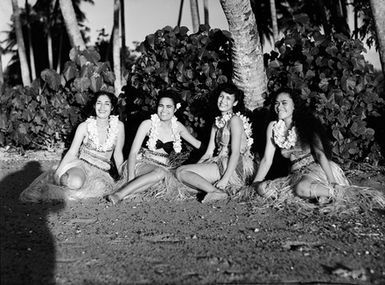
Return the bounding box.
[0,161,64,284]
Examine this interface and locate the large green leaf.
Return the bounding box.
[41,69,61,91]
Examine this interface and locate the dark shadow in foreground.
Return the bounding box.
[0,161,64,284]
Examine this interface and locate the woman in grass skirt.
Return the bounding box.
[249,88,385,214]
[20,91,125,202]
[106,90,201,204]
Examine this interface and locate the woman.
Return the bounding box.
[20,91,125,202]
[252,88,385,213]
[176,83,255,203]
[106,90,201,204]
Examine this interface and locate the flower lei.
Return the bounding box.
[215,112,254,148]
[147,114,182,153]
[272,120,297,149]
[86,115,119,151]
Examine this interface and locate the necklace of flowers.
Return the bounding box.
[147,114,182,153]
[86,115,119,151]
[273,120,297,149]
[215,112,254,148]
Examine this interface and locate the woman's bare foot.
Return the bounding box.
[106,194,120,205]
[202,191,228,203]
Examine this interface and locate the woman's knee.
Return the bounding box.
[61,168,86,190]
[295,181,310,197]
[256,182,267,196]
[176,166,189,181]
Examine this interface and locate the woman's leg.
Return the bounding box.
[295,175,331,198]
[108,167,168,204]
[176,163,228,202]
[176,163,221,193]
[60,167,86,190]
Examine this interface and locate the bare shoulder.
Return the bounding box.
[230,115,243,126]
[267,121,277,129]
[138,119,152,132]
[77,121,88,132]
[117,120,125,129]
[176,121,187,129]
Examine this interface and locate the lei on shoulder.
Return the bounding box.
[215,112,254,148]
[146,114,182,153]
[86,115,119,151]
[272,120,297,149]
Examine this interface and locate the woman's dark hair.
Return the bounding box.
[213,82,245,113]
[156,89,181,107]
[270,88,333,159]
[89,91,118,116]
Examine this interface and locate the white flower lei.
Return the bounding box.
[215,112,254,148]
[146,114,182,153]
[273,120,297,149]
[86,115,119,151]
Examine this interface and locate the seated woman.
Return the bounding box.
[176,83,256,203]
[20,91,125,202]
[106,90,201,204]
[251,87,385,213]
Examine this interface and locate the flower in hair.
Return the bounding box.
[175,103,181,110]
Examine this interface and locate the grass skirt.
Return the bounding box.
[239,161,385,215]
[205,153,256,197]
[114,152,196,201]
[19,159,115,203]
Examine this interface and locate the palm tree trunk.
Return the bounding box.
[25,0,36,80]
[177,0,184,26]
[11,0,31,86]
[190,0,200,33]
[59,0,86,50]
[270,0,279,48]
[369,0,385,75]
[220,0,267,111]
[203,0,209,25]
[0,48,4,90]
[120,0,126,51]
[113,0,122,96]
[47,31,53,69]
[56,32,63,73]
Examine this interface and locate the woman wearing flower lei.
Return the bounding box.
[177,83,256,203]
[107,90,201,204]
[20,91,125,202]
[252,88,385,214]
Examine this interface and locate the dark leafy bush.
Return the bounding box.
[265,14,384,165]
[0,48,115,150]
[120,25,232,140]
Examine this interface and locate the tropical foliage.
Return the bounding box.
[120,25,232,140]
[265,15,384,164]
[0,48,114,149]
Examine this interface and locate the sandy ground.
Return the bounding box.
[1,149,385,285]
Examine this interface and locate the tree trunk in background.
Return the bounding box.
[190,0,200,33]
[25,0,36,80]
[11,0,31,86]
[0,48,4,89]
[270,0,279,48]
[120,0,126,51]
[113,0,122,96]
[220,0,267,110]
[370,0,385,75]
[177,0,184,26]
[59,0,85,50]
[56,32,63,73]
[47,32,53,69]
[120,0,127,86]
[203,0,209,25]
